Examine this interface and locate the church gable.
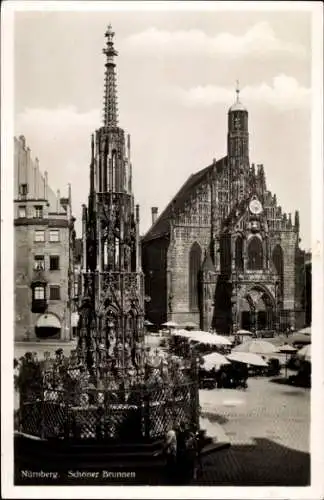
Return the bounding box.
[143,157,226,242]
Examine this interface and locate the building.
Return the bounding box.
[142,86,308,334]
[14,135,75,341]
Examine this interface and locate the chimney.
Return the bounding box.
[151,207,158,225]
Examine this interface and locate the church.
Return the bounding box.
[142,86,306,335]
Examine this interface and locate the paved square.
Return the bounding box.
[196,375,310,485]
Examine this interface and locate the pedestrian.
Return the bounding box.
[162,424,178,485]
[175,422,189,484]
[182,426,198,482]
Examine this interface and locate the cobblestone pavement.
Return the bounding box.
[196,375,310,485]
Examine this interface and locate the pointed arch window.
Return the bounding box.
[247,236,263,270]
[272,244,284,297]
[189,242,202,311]
[272,245,284,276]
[235,236,244,271]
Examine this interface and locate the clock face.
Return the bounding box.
[249,199,263,215]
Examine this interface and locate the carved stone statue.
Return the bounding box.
[115,341,124,369]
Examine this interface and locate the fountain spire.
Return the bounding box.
[102,24,118,128]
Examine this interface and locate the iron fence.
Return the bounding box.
[18,381,197,442]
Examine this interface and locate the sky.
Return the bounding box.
[14,8,312,249]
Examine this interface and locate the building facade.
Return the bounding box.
[142,88,307,334]
[14,135,75,341]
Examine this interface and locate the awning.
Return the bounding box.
[36,313,61,329]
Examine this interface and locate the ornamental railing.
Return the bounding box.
[18,381,197,442]
[16,352,199,442]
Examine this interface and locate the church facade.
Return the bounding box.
[142,88,306,334]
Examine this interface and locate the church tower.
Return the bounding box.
[227,82,250,204]
[79,25,144,381]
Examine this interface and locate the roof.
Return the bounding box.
[229,101,247,112]
[142,157,227,242]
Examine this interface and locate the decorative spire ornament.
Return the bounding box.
[103,24,118,128]
[236,79,240,103]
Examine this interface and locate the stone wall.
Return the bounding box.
[167,225,210,325]
[142,236,169,326]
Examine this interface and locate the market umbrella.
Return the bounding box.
[202,352,230,371]
[297,326,311,335]
[297,344,311,362]
[236,329,253,336]
[268,336,287,348]
[189,330,232,346]
[232,340,277,355]
[144,319,154,327]
[277,344,297,378]
[227,352,268,367]
[289,332,311,346]
[171,329,192,338]
[162,321,179,328]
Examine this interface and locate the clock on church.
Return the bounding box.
[249,198,263,215]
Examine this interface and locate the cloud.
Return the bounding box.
[123,22,306,59]
[165,75,311,111]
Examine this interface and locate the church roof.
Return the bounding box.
[142,157,226,242]
[228,82,247,113]
[229,101,247,112]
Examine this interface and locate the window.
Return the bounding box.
[74,282,79,297]
[189,242,202,311]
[235,236,244,271]
[49,256,60,271]
[34,205,43,218]
[247,237,263,270]
[34,230,45,242]
[34,286,45,300]
[19,183,28,196]
[49,230,60,242]
[18,206,26,218]
[49,285,61,300]
[34,255,45,271]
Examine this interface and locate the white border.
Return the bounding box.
[1,2,323,499]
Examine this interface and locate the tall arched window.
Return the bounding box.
[272,245,284,276]
[235,236,244,270]
[189,242,202,311]
[272,244,284,298]
[247,237,263,270]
